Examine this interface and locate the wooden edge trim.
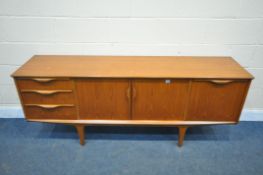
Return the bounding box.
[13,78,28,120]
[236,80,252,122]
[26,119,237,126]
[11,75,254,80]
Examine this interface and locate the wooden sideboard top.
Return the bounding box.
[12,55,253,79]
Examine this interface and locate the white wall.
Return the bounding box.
[0,0,263,111]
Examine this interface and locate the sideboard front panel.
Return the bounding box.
[132,79,189,120]
[76,79,130,120]
[186,80,249,121]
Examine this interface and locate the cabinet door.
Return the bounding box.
[132,79,189,120]
[186,80,250,122]
[76,79,130,120]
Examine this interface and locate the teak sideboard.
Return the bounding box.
[12,55,253,146]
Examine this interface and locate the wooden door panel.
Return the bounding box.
[132,79,189,120]
[76,79,130,120]
[186,80,250,121]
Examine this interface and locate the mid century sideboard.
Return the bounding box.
[11,55,253,146]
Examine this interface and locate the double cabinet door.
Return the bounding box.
[75,78,249,121]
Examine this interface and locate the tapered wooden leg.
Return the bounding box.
[75,125,85,145]
[178,126,188,147]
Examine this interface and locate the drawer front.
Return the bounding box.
[186,80,250,122]
[24,105,77,120]
[16,78,74,90]
[21,90,75,104]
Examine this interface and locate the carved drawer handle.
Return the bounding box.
[209,80,234,85]
[31,78,57,83]
[25,104,74,109]
[21,90,72,95]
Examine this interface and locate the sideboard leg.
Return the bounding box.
[75,125,85,145]
[178,126,188,147]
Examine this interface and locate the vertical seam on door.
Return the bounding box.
[183,79,192,120]
[129,79,133,120]
[73,78,81,120]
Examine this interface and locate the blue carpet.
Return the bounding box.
[0,119,263,175]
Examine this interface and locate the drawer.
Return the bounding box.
[16,78,74,90]
[24,104,77,120]
[20,90,75,104]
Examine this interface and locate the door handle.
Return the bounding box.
[25,104,74,109]
[126,87,131,99]
[209,80,234,85]
[126,87,136,99]
[31,78,57,83]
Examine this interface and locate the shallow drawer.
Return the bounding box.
[21,90,75,104]
[16,78,74,90]
[24,104,77,120]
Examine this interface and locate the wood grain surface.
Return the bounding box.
[12,55,253,79]
[186,80,249,121]
[75,79,130,120]
[132,79,189,120]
